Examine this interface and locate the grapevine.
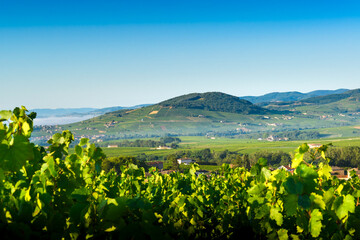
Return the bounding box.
[0,107,359,239]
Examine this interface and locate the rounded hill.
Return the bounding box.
[158,92,271,114]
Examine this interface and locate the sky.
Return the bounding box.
[1,0,360,109]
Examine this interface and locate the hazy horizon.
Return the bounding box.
[20,87,349,111]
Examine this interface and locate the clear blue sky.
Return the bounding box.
[1,0,360,109]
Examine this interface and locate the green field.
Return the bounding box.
[100,133,360,158]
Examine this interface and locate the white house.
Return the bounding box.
[177,158,195,165]
[156,146,172,150]
[308,144,322,149]
[107,145,118,148]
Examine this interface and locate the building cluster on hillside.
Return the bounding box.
[30,135,52,143]
[262,115,294,121]
[236,127,251,133]
[75,134,105,141]
[282,115,294,120]
[320,115,333,119]
[104,120,118,128]
[34,125,64,135]
[257,135,289,142]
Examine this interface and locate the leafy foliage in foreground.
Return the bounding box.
[1,107,360,239]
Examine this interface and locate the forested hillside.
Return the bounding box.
[159,92,273,114]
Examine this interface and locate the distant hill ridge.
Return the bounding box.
[258,88,360,113]
[240,89,349,104]
[31,104,151,118]
[298,88,360,105]
[158,92,272,114]
[31,89,355,121]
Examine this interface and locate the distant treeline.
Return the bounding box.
[137,148,292,169]
[98,136,181,148]
[100,145,360,173]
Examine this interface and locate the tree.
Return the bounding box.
[170,142,179,149]
[167,154,179,170]
[192,148,212,163]
[232,155,243,167]
[243,154,251,170]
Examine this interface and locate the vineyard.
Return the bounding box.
[1,107,360,239]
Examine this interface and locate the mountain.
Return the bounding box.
[240,89,349,104]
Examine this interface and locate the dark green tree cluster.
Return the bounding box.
[327,146,360,168]
[159,136,181,144]
[275,130,321,141]
[136,153,161,162]
[166,154,180,171]
[102,156,149,173]
[250,151,291,168]
[231,154,251,169]
[98,137,180,148]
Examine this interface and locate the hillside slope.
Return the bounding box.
[31,91,360,142]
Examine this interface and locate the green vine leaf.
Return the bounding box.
[309,209,323,238]
[270,207,283,226]
[332,194,355,220]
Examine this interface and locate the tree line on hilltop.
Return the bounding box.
[97,137,181,148]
